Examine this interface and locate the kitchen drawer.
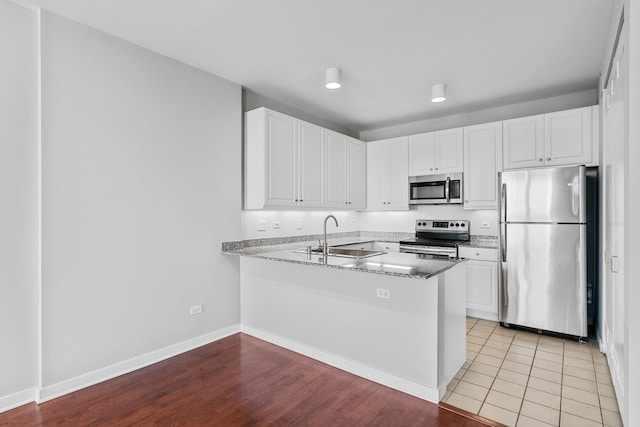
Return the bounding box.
[458,246,498,261]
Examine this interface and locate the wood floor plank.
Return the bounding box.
[0,333,497,426]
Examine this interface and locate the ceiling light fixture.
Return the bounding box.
[325,67,341,89]
[431,83,446,103]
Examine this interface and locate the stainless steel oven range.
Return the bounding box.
[399,219,469,258]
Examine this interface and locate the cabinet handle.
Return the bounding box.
[465,200,469,203]
[435,168,439,171]
[294,199,299,202]
[300,199,303,202]
[547,157,551,161]
[538,158,543,161]
[476,252,480,256]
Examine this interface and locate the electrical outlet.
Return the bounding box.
[376,288,390,299]
[296,218,302,230]
[480,222,490,229]
[190,305,203,315]
[258,219,267,231]
[273,220,280,229]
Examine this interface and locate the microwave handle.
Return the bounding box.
[445,176,450,202]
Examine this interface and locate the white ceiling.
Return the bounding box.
[22,0,614,132]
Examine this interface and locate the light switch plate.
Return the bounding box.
[480,222,490,229]
[258,219,267,231]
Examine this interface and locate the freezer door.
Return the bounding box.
[500,166,586,223]
[499,223,587,337]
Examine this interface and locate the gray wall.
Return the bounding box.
[40,12,242,387]
[0,0,39,402]
[360,89,598,141]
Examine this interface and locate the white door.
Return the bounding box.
[503,114,545,169]
[602,36,626,405]
[463,122,502,209]
[265,110,297,208]
[434,128,463,173]
[347,138,366,209]
[298,120,324,207]
[545,106,592,166]
[325,130,347,208]
[408,132,434,176]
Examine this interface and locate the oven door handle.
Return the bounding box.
[445,176,450,202]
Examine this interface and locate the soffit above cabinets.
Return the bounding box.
[25,0,613,131]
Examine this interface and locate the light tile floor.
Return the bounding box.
[442,318,623,427]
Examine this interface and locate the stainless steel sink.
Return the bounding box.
[294,247,385,258]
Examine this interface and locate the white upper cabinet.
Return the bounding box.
[325,130,348,208]
[463,122,503,210]
[367,136,409,210]
[408,129,462,176]
[324,131,366,209]
[544,106,592,166]
[408,132,434,175]
[297,120,325,208]
[347,138,366,209]
[503,106,595,170]
[434,128,464,173]
[244,107,362,210]
[503,114,545,169]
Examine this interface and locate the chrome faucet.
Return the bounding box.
[323,214,339,258]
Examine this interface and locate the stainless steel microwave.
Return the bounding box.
[409,173,463,205]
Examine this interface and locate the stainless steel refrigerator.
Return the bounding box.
[498,165,587,338]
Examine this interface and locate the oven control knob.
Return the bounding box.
[456,223,460,227]
[461,223,466,227]
[450,223,454,227]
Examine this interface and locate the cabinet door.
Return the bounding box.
[298,120,324,208]
[366,141,388,210]
[463,122,502,210]
[545,106,592,166]
[265,110,297,208]
[387,137,409,209]
[408,132,434,176]
[465,260,498,321]
[325,130,348,208]
[503,115,545,169]
[347,138,366,209]
[434,128,463,173]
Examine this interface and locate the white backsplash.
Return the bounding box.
[242,206,497,239]
[242,210,361,240]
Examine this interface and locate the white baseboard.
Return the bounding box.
[0,387,38,414]
[37,324,240,403]
[240,325,440,403]
[466,309,499,322]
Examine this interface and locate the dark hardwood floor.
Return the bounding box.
[0,333,501,426]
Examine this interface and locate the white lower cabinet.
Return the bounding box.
[459,247,498,321]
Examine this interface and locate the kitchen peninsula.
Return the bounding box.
[224,238,467,403]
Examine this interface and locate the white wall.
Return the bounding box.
[360,89,597,141]
[0,0,39,407]
[40,12,242,388]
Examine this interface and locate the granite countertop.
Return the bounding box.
[458,236,498,249]
[223,237,465,280]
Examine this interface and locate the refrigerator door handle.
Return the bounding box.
[501,183,506,223]
[501,223,507,262]
[445,176,450,202]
